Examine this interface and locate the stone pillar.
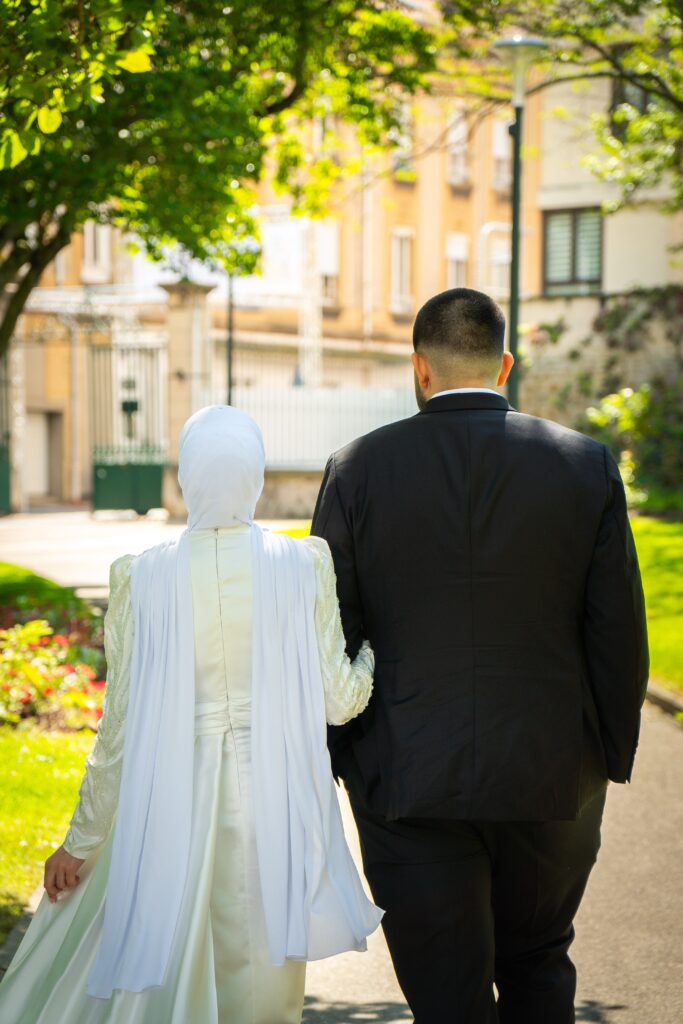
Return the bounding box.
[161,279,215,517]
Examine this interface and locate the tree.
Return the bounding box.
[0,0,439,355]
[0,0,160,169]
[441,1,683,212]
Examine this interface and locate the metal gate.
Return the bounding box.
[0,353,10,514]
[89,344,168,514]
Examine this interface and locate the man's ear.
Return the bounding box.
[412,350,431,391]
[497,351,515,387]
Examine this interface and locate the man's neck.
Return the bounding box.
[429,384,499,400]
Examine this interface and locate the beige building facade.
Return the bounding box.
[7,76,682,515]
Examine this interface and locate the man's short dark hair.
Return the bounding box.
[413,288,506,365]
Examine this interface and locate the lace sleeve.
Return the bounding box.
[63,554,135,858]
[302,536,374,726]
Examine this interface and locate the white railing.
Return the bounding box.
[231,386,417,470]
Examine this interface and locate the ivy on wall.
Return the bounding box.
[521,286,683,415]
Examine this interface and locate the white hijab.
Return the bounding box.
[87,406,381,1000]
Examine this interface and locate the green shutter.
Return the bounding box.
[545,213,573,283]
[576,210,602,282]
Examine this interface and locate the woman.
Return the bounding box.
[0,405,382,1023]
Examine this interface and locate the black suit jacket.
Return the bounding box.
[311,392,649,822]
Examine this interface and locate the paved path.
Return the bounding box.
[304,704,683,1024]
[1,510,681,1021]
[0,510,307,590]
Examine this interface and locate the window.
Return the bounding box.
[492,119,512,195]
[312,106,341,163]
[447,111,469,188]
[54,247,68,285]
[490,237,511,299]
[390,104,416,183]
[82,221,112,284]
[610,78,649,139]
[321,274,339,307]
[316,219,340,309]
[390,228,413,315]
[446,233,469,289]
[543,209,602,296]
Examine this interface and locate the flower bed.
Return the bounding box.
[0,564,105,731]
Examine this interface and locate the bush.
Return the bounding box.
[583,378,683,511]
[0,562,94,628]
[0,620,105,730]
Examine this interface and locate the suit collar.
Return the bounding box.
[421,391,512,414]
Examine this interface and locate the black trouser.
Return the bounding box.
[349,785,607,1024]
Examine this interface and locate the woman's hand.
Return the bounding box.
[44,846,85,903]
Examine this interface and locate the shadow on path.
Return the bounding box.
[576,1000,628,1022]
[303,996,412,1023]
[303,996,629,1023]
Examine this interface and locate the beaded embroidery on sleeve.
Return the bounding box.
[63,554,135,858]
[303,536,374,726]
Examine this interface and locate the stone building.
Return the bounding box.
[5,75,682,517]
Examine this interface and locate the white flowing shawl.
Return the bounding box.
[87,405,381,1000]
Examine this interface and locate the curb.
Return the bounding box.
[646,682,683,718]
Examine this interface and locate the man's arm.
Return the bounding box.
[311,454,364,659]
[582,447,649,783]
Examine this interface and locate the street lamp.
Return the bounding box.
[226,270,234,405]
[493,33,547,409]
[224,236,260,405]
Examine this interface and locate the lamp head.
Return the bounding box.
[494,34,548,106]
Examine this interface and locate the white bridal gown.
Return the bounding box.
[0,527,374,1024]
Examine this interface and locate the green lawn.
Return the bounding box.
[0,561,91,617]
[631,517,683,694]
[0,727,94,945]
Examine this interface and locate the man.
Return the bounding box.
[311,287,648,1023]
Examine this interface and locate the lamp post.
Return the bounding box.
[224,236,260,406]
[226,271,234,405]
[493,34,547,409]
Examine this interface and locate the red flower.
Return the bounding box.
[44,687,54,696]
[91,680,106,690]
[20,694,31,704]
[53,635,69,646]
[95,708,104,720]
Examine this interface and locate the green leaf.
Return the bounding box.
[37,106,63,134]
[0,130,30,169]
[116,50,152,74]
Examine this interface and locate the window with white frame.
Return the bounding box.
[390,104,416,181]
[489,237,511,298]
[446,233,469,289]
[82,221,112,284]
[54,247,68,285]
[390,228,413,315]
[543,208,602,296]
[447,111,469,188]
[316,219,340,308]
[492,119,512,194]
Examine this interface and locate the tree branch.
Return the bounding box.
[0,242,33,291]
[263,11,310,116]
[526,69,625,97]
[0,224,72,358]
[572,29,683,111]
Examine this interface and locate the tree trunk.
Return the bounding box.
[0,226,72,358]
